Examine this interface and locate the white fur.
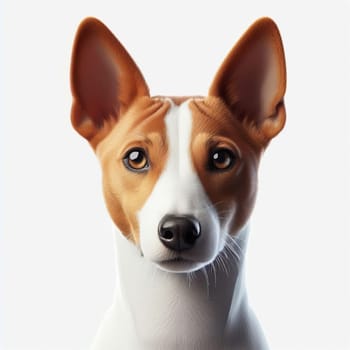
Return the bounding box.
[139,101,220,272]
[91,102,269,350]
[91,227,268,350]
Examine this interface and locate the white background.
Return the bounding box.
[1,1,349,349]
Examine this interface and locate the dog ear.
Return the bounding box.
[209,18,286,147]
[70,17,149,147]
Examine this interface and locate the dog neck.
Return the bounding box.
[111,226,265,349]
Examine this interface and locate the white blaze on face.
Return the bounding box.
[138,101,221,272]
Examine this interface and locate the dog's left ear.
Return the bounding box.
[70,17,149,148]
[209,18,286,147]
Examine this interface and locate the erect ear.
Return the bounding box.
[70,17,149,147]
[209,17,286,147]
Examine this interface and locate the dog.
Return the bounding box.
[70,16,286,350]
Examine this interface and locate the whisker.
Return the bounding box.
[209,261,218,287]
[212,233,244,275]
[226,234,244,248]
[218,254,230,276]
[201,266,210,297]
[226,239,242,258]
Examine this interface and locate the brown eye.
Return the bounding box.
[208,148,236,171]
[123,148,150,172]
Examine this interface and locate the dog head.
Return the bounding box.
[70,17,286,273]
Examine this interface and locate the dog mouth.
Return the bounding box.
[155,256,204,273]
[161,256,189,264]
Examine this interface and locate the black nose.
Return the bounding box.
[158,215,201,252]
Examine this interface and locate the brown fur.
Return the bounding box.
[96,97,170,243]
[209,17,286,147]
[70,17,286,244]
[70,17,149,148]
[189,97,261,236]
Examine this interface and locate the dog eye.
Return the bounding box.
[208,148,237,171]
[123,148,150,172]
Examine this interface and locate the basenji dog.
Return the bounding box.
[70,16,286,350]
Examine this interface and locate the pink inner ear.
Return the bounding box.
[73,36,120,125]
[260,45,284,119]
[230,36,282,124]
[71,18,150,145]
[209,18,286,126]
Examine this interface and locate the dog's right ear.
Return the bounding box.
[70,18,149,148]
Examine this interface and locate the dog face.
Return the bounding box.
[70,17,286,273]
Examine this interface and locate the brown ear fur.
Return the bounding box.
[70,17,149,148]
[209,17,286,147]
